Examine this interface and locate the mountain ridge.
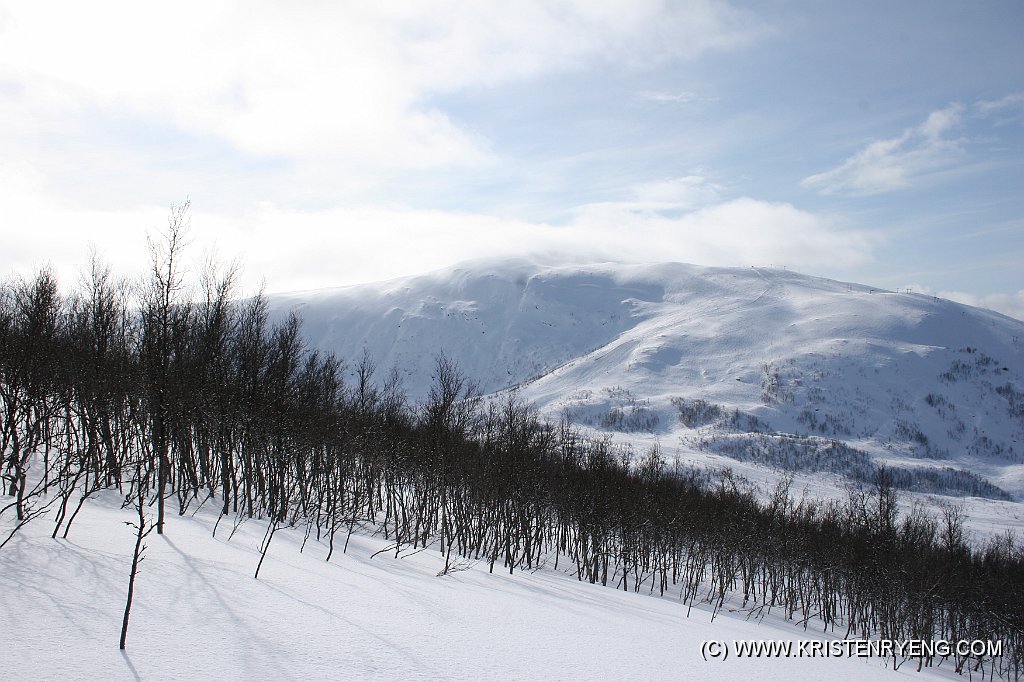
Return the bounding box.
[268,258,1024,502]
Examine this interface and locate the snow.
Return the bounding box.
[269,258,1024,533]
[4,257,1021,679]
[1,493,953,681]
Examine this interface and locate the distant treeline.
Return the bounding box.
[1,209,1022,676]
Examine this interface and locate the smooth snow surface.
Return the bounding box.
[2,495,952,681]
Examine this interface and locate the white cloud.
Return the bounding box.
[633,176,723,208]
[0,1,758,173]
[637,90,718,105]
[938,290,1024,322]
[563,178,874,273]
[975,93,1024,116]
[577,175,724,214]
[900,283,1024,322]
[571,197,875,271]
[801,104,966,196]
[203,197,874,290]
[975,93,1024,125]
[0,163,874,294]
[0,163,173,286]
[638,90,699,103]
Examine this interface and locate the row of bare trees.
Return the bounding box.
[1,214,1021,676]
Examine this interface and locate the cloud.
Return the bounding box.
[632,176,724,208]
[901,282,1024,321]
[801,104,966,196]
[938,290,1024,322]
[575,175,724,214]
[571,197,875,271]
[975,93,1024,115]
[0,1,759,174]
[564,178,874,272]
[208,197,874,290]
[975,93,1024,125]
[637,90,717,105]
[0,162,874,294]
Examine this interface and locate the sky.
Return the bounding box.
[1,1,1022,318]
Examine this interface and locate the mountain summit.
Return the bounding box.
[270,259,1024,500]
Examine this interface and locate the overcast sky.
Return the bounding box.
[1,1,1022,318]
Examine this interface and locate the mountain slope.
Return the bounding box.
[1,494,945,681]
[269,259,1024,501]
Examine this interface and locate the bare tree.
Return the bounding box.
[141,200,191,535]
[120,458,153,650]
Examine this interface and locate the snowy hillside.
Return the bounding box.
[0,494,956,681]
[4,256,1022,682]
[271,259,1024,503]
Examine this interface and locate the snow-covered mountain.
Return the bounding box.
[270,259,1024,503]
[5,258,1023,681]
